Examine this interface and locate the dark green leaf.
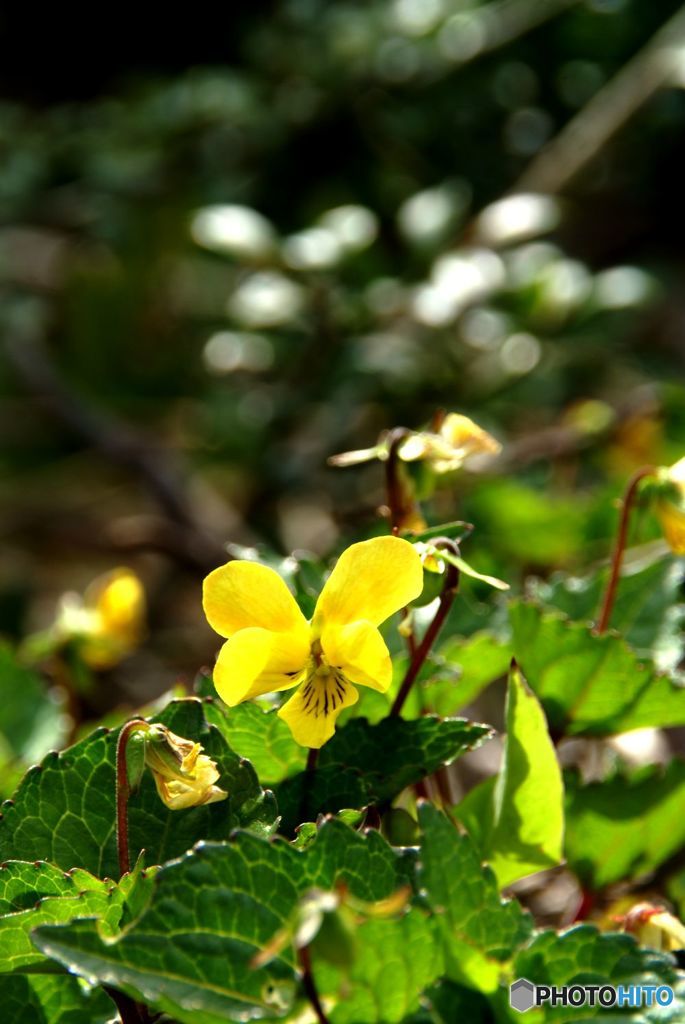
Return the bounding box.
[276,716,492,833]
[33,819,414,1023]
[514,924,680,1022]
[0,974,113,1024]
[0,698,278,876]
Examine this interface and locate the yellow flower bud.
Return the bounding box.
[329,412,501,475]
[143,724,227,810]
[56,568,146,669]
[620,902,685,953]
[653,457,685,555]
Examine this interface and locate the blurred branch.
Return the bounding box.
[5,332,227,572]
[496,386,659,471]
[465,0,579,60]
[517,4,685,194]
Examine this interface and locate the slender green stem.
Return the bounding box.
[115,719,147,877]
[596,466,654,633]
[298,944,331,1024]
[391,541,460,717]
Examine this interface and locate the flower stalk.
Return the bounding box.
[115,717,227,877]
[596,466,654,633]
[384,427,413,534]
[391,540,460,717]
[298,943,331,1024]
[116,719,148,877]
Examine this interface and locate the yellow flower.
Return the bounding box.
[143,723,227,810]
[654,457,685,555]
[203,537,423,748]
[56,568,145,669]
[619,902,685,952]
[406,412,501,473]
[329,412,500,474]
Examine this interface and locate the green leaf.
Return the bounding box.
[203,699,306,784]
[428,632,512,714]
[565,761,685,889]
[436,548,509,591]
[466,479,590,568]
[532,552,685,670]
[0,974,113,1024]
[32,819,414,1024]
[413,978,494,1023]
[417,803,533,993]
[0,643,67,763]
[275,716,493,833]
[0,855,154,975]
[0,861,114,972]
[316,910,443,1024]
[510,601,685,737]
[410,521,474,546]
[456,662,564,888]
[513,924,680,1023]
[0,698,278,877]
[488,662,564,887]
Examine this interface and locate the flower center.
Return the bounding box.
[297,641,348,719]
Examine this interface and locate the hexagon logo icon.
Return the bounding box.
[510,978,535,1013]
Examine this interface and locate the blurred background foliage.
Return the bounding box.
[2,0,685,721]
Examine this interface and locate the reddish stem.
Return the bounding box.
[384,427,412,535]
[115,719,147,877]
[596,467,654,633]
[391,545,460,717]
[104,987,153,1024]
[298,944,331,1024]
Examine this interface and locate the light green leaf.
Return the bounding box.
[203,698,306,784]
[428,632,512,713]
[510,601,685,737]
[417,803,533,993]
[437,548,509,591]
[0,860,114,972]
[0,855,153,974]
[565,761,685,889]
[487,662,564,887]
[317,910,443,1024]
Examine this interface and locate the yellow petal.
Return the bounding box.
[439,413,501,457]
[203,560,308,638]
[313,537,423,628]
[321,621,392,692]
[278,674,359,748]
[655,502,685,555]
[213,627,309,706]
